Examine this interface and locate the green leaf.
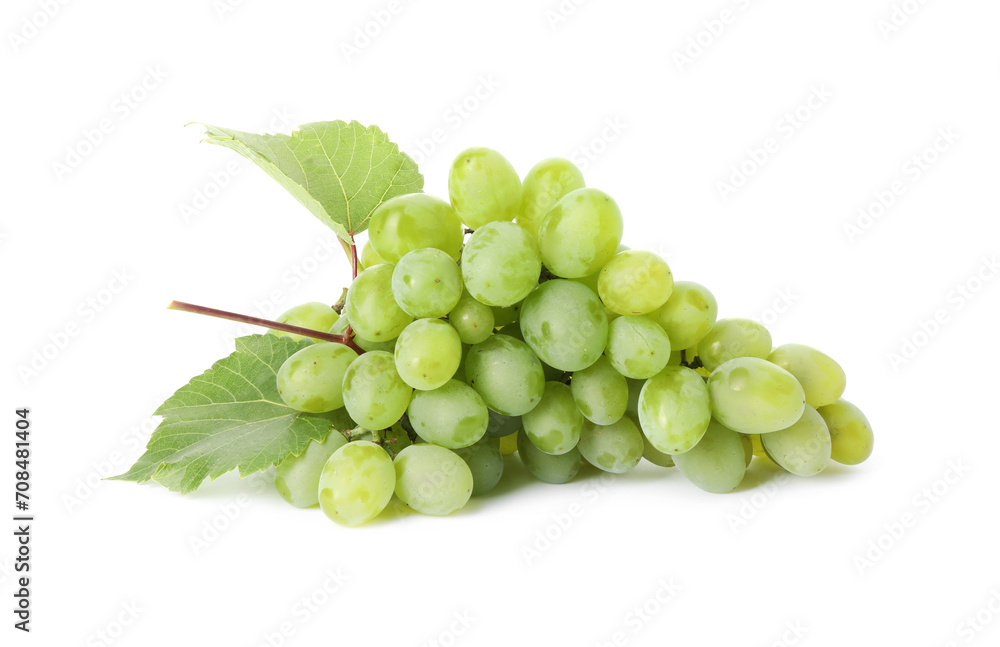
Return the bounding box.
[197,120,423,243]
[111,334,356,494]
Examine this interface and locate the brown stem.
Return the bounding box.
[168,301,364,354]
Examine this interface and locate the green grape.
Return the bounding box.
[625,377,644,420]
[392,319,462,390]
[393,444,474,516]
[519,279,608,371]
[598,250,674,316]
[605,316,672,379]
[570,356,628,426]
[760,404,831,476]
[638,366,711,454]
[461,222,542,307]
[448,291,495,344]
[517,157,585,237]
[448,147,522,228]
[645,281,718,350]
[517,431,581,484]
[406,379,489,449]
[697,318,772,372]
[276,342,359,413]
[578,417,643,474]
[329,315,396,353]
[342,351,413,429]
[465,334,546,416]
[642,432,675,468]
[368,193,464,262]
[537,187,623,278]
[491,300,524,328]
[673,420,747,493]
[521,382,584,455]
[274,427,349,508]
[707,357,806,434]
[360,240,389,270]
[454,439,504,495]
[767,344,847,408]
[381,422,413,459]
[268,302,340,342]
[485,409,521,438]
[345,264,413,342]
[817,399,874,465]
[318,441,395,526]
[499,430,519,455]
[391,248,464,318]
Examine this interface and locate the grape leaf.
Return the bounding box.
[111,334,356,494]
[197,120,423,243]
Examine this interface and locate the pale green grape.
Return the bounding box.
[517,431,581,484]
[329,314,396,353]
[625,377,644,420]
[740,434,753,467]
[521,382,583,455]
[345,264,413,342]
[570,356,628,425]
[269,302,340,342]
[368,193,464,262]
[519,279,608,371]
[673,420,747,493]
[342,351,413,429]
[318,441,395,526]
[454,439,504,495]
[360,240,389,270]
[537,188,623,278]
[817,399,874,465]
[406,379,489,449]
[448,291,495,344]
[579,417,643,474]
[642,433,676,468]
[767,344,846,408]
[638,366,711,454]
[448,147,522,228]
[491,300,524,328]
[465,334,546,416]
[391,248,463,318]
[393,444,474,515]
[598,250,674,316]
[697,318,772,372]
[274,425,350,508]
[517,158,585,237]
[276,342,359,412]
[485,410,521,438]
[761,404,831,476]
[605,316,672,379]
[393,319,462,390]
[461,222,542,307]
[707,357,806,434]
[645,281,718,349]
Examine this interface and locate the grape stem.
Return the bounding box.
[167,300,364,354]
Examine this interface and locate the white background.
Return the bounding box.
[3,1,1000,645]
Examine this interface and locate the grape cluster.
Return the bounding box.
[270,147,874,526]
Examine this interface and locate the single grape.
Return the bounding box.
[406,379,489,449]
[318,441,395,526]
[268,302,340,342]
[521,382,584,455]
[740,434,753,467]
[448,147,522,228]
[448,291,495,344]
[276,342,359,413]
[393,319,462,390]
[345,264,413,342]
[360,240,389,270]
[342,351,413,429]
[491,300,523,328]
[673,420,747,493]
[454,439,504,495]
[519,279,608,371]
[517,431,581,484]
[461,221,542,307]
[274,427,349,508]
[393,444,474,516]
[570,356,628,426]
[498,430,519,455]
[642,432,676,468]
[485,409,522,438]
[368,193,464,262]
[465,335,546,416]
[638,366,711,454]
[537,187,623,278]
[605,315,672,379]
[644,281,718,349]
[707,357,806,434]
[767,344,847,408]
[391,248,464,318]
[517,157,585,237]
[760,404,831,476]
[578,417,643,474]
[625,377,644,420]
[697,318,772,372]
[817,399,874,465]
[598,250,674,316]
